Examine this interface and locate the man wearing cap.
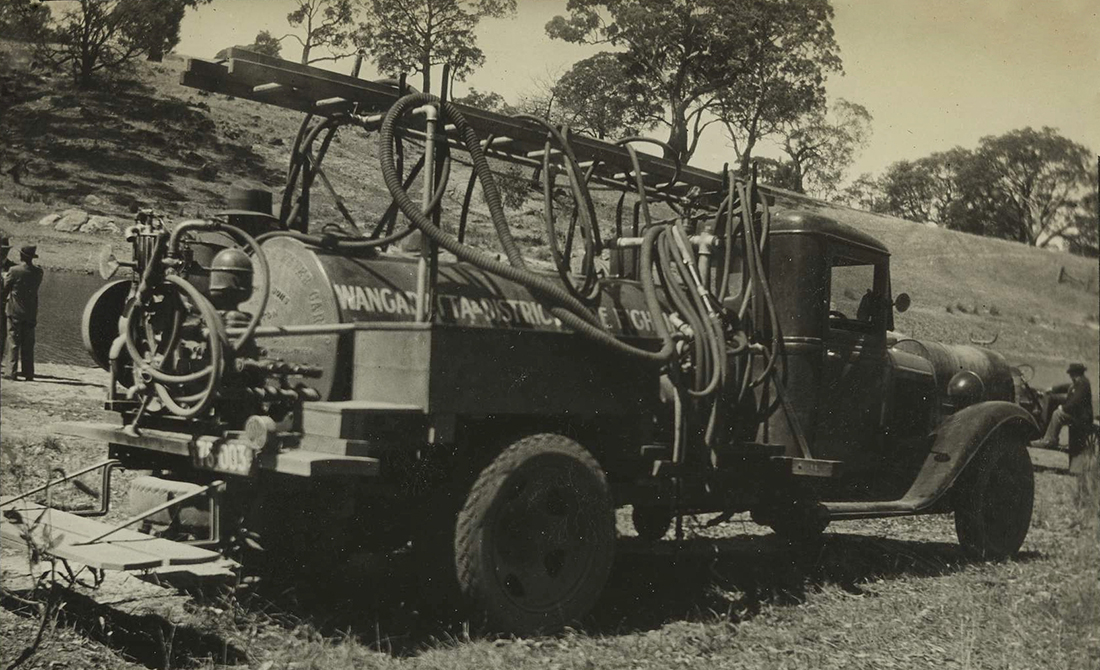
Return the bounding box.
[0,236,13,368]
[1031,363,1094,450]
[2,245,44,381]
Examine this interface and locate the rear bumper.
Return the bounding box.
[53,422,380,478]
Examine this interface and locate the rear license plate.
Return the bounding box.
[190,436,257,475]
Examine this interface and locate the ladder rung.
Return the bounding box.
[315,96,348,108]
[252,83,282,94]
[526,148,562,159]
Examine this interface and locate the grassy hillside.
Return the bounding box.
[1,41,1098,670]
[1,41,1096,377]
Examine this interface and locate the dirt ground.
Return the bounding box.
[2,364,1098,669]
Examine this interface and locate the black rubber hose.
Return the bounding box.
[656,232,707,389]
[167,221,269,354]
[616,136,683,195]
[281,113,316,220]
[282,116,336,228]
[259,152,451,251]
[378,93,676,363]
[150,274,228,418]
[520,117,600,303]
[517,116,601,254]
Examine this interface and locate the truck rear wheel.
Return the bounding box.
[954,434,1034,560]
[455,433,615,635]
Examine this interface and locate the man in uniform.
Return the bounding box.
[1031,363,1094,450]
[2,245,44,381]
[0,236,12,369]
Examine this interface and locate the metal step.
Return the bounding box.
[300,400,424,439]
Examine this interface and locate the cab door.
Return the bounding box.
[814,251,890,468]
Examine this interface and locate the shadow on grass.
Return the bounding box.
[592,533,1041,633]
[167,530,1039,659]
[14,374,101,388]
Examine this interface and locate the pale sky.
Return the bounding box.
[177,0,1100,179]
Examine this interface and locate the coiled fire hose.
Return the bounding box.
[514,114,602,304]
[119,221,270,418]
[273,92,778,445]
[263,113,453,251]
[378,92,678,365]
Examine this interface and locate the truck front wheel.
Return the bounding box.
[954,433,1034,560]
[455,433,615,635]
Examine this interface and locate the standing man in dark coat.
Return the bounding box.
[0,236,12,370]
[2,245,44,381]
[1032,363,1094,450]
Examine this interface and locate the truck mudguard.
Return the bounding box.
[824,401,1038,519]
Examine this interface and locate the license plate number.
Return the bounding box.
[190,437,257,475]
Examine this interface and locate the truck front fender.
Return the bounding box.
[908,401,1038,507]
[823,401,1038,519]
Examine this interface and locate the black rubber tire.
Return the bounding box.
[631,505,673,541]
[454,433,615,635]
[954,433,1034,560]
[128,476,211,530]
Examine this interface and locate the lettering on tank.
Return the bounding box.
[331,283,658,335]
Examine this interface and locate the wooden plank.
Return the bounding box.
[53,542,165,571]
[104,538,219,566]
[1,502,222,569]
[226,47,385,91]
[226,59,397,114]
[52,421,192,457]
[0,513,163,571]
[181,59,331,116]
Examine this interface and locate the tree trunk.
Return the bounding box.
[78,52,95,88]
[300,41,311,65]
[420,39,432,94]
[738,135,758,179]
[666,102,690,163]
[790,156,806,194]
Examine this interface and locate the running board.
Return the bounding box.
[819,497,939,520]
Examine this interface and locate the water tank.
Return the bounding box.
[242,237,662,404]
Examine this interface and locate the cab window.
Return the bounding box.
[829,256,881,331]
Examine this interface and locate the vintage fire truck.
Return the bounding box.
[1,51,1039,635]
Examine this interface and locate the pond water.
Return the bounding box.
[19,271,104,367]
